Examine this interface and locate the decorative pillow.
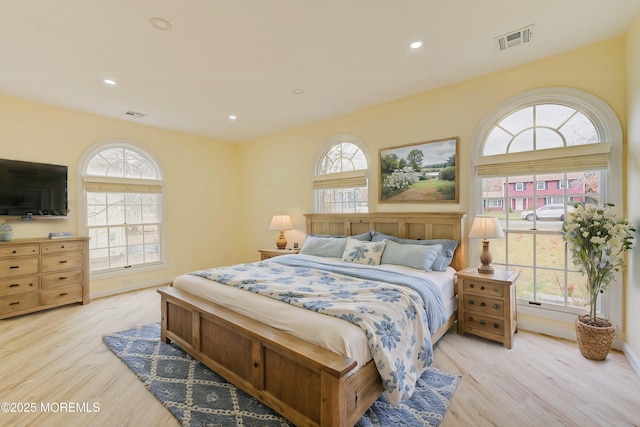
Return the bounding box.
[380,239,443,271]
[341,237,386,265]
[300,236,348,258]
[371,232,458,272]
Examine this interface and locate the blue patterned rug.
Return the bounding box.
[103,323,460,427]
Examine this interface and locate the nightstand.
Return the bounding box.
[258,248,300,260]
[456,267,519,348]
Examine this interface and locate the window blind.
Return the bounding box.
[475,143,611,177]
[84,179,162,193]
[313,170,367,189]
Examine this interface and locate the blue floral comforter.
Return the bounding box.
[189,254,446,405]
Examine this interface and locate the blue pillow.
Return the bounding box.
[300,236,348,257]
[308,231,372,241]
[371,232,458,271]
[380,239,443,271]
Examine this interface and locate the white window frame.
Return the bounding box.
[77,141,167,277]
[515,182,525,191]
[470,87,623,338]
[313,133,371,213]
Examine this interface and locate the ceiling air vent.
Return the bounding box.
[123,110,146,119]
[494,24,535,52]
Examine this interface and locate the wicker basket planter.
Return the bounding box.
[575,315,616,361]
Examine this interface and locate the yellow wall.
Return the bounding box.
[0,96,243,296]
[238,36,629,341]
[626,11,640,364]
[239,36,627,258]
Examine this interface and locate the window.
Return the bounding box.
[472,88,622,322]
[81,143,164,274]
[313,134,369,213]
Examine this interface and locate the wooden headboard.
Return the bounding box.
[304,212,466,271]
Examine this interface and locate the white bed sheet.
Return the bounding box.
[171,254,457,369]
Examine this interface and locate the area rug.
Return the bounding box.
[103,323,460,427]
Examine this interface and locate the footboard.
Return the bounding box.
[158,286,383,427]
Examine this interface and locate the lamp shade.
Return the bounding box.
[468,216,504,239]
[269,215,293,231]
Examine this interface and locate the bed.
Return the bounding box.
[158,212,465,427]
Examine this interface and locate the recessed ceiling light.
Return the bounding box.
[228,115,237,121]
[409,40,424,49]
[150,17,172,31]
[104,79,117,86]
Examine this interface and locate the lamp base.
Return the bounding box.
[477,264,495,274]
[276,231,287,249]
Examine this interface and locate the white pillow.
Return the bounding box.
[341,238,386,265]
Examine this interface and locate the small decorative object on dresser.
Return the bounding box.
[0,224,13,242]
[258,248,300,260]
[456,267,519,348]
[0,237,90,319]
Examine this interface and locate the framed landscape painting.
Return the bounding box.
[379,137,459,203]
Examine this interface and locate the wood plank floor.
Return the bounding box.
[1,286,639,427]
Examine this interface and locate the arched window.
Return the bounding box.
[313,134,369,213]
[80,143,164,274]
[472,88,622,322]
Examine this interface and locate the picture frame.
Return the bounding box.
[379,137,459,203]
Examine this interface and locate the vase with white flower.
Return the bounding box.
[562,202,635,360]
[0,224,13,241]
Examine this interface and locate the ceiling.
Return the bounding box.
[1,1,639,142]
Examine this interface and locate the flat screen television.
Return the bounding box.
[0,158,68,217]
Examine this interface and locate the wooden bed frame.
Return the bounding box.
[158,212,465,427]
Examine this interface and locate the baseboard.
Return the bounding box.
[622,342,640,378]
[90,279,172,300]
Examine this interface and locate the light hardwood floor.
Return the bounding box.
[1,286,639,427]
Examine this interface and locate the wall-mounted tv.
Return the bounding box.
[0,158,68,217]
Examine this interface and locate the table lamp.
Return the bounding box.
[468,216,504,274]
[269,215,294,249]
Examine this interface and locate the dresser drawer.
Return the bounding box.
[0,276,39,297]
[462,280,504,298]
[42,285,83,306]
[464,313,505,336]
[0,292,39,315]
[41,241,84,254]
[41,252,84,273]
[0,257,40,277]
[463,294,504,317]
[41,269,83,289]
[0,244,39,257]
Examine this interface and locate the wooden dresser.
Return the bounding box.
[456,267,519,348]
[0,237,90,319]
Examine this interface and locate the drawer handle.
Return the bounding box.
[493,303,499,309]
[469,284,474,288]
[469,299,475,305]
[59,276,68,280]
[12,250,17,254]
[480,302,486,307]
[61,245,65,249]
[59,260,68,264]
[253,362,258,368]
[494,323,500,329]
[480,285,485,290]
[480,320,486,325]
[59,292,68,296]
[9,301,20,306]
[9,283,20,288]
[9,265,20,269]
